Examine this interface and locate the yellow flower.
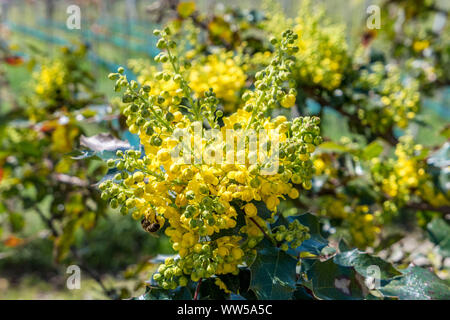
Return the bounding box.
[244,203,257,217]
[281,94,296,108]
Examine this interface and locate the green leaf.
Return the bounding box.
[318,141,350,153]
[292,286,314,300]
[250,246,297,299]
[295,213,328,255]
[427,218,450,257]
[253,201,272,219]
[379,267,450,300]
[307,259,367,300]
[67,149,99,160]
[334,249,401,280]
[361,140,384,160]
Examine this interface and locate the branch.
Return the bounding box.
[34,205,59,237]
[404,202,450,215]
[193,278,202,300]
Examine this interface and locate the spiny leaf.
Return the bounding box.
[379,266,450,300]
[306,259,367,300]
[250,246,297,300]
[334,249,401,280]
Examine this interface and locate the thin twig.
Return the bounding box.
[34,206,59,237]
[249,217,278,246]
[70,247,117,299]
[193,278,202,300]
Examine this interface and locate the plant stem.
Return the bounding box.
[249,217,278,246]
[193,278,202,300]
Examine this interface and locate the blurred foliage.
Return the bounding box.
[0,0,449,300]
[0,42,168,298]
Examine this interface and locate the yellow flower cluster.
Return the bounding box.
[128,60,183,108]
[356,62,421,132]
[101,28,319,289]
[371,136,449,214]
[372,136,426,203]
[34,60,66,97]
[189,51,247,112]
[347,205,381,249]
[412,39,430,53]
[111,109,318,282]
[290,2,349,90]
[260,1,349,91]
[317,195,380,248]
[30,60,69,122]
[51,122,80,154]
[129,50,246,113]
[313,153,336,177]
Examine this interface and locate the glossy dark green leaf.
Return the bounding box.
[427,218,450,257]
[254,201,272,219]
[292,285,315,300]
[307,259,366,300]
[379,267,450,300]
[334,249,401,279]
[250,246,297,299]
